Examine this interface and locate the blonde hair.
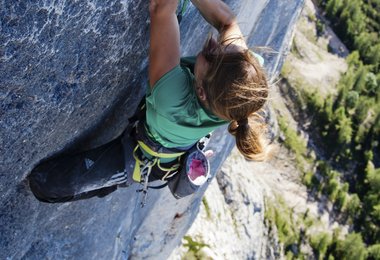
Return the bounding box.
[201,36,270,160]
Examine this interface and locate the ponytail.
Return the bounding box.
[228,113,269,161]
[199,36,270,159]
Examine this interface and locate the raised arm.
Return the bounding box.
[149,0,180,88]
[190,0,247,48]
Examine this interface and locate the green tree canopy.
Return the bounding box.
[336,233,368,260]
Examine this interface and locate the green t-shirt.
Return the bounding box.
[145,57,227,148]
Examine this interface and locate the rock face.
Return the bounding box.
[0,0,304,259]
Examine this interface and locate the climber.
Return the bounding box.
[27,0,270,204]
[131,0,270,200]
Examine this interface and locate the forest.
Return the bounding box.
[300,0,380,258]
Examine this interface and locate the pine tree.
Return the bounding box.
[336,233,368,260]
[326,0,344,17]
[333,107,352,145]
[353,65,368,93]
[369,44,380,72]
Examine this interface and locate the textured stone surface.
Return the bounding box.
[0,0,304,259]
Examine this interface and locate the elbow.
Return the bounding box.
[217,12,238,33]
[226,14,237,27]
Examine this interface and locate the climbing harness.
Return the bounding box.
[129,120,212,206]
[132,140,184,183]
[130,121,185,206]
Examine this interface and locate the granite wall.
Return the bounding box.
[0,0,304,258]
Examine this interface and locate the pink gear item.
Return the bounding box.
[188,159,207,185]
